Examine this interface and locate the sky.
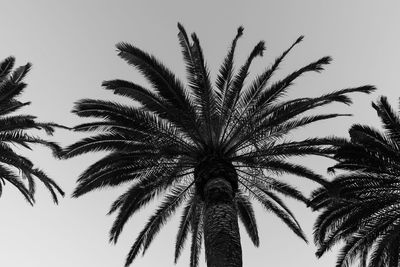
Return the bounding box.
[0,1,399,266]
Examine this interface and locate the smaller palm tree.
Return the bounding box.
[311,96,400,267]
[0,57,64,204]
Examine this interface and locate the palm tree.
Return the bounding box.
[61,24,374,267]
[0,56,64,204]
[312,96,400,267]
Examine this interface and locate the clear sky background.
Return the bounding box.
[0,1,398,266]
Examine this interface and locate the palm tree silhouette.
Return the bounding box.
[62,24,374,267]
[312,96,400,267]
[0,57,64,204]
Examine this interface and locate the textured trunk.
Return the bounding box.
[203,177,242,267]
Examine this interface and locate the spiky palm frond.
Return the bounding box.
[312,96,400,267]
[174,194,200,263]
[62,24,374,266]
[235,193,259,246]
[189,201,204,267]
[0,57,64,204]
[124,184,193,267]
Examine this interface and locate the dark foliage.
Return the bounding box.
[312,96,400,267]
[0,57,64,204]
[62,24,374,266]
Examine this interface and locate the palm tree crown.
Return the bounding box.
[62,24,374,267]
[312,96,400,267]
[0,57,64,204]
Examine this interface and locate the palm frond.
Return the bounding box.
[238,157,328,186]
[235,193,259,246]
[116,42,195,116]
[190,202,204,267]
[0,57,63,204]
[175,195,199,263]
[215,26,243,95]
[30,168,64,203]
[0,57,15,80]
[230,36,304,141]
[102,79,202,144]
[252,56,332,110]
[10,63,31,83]
[250,183,307,242]
[239,175,302,229]
[237,36,303,113]
[225,85,375,152]
[0,164,33,205]
[124,184,193,266]
[109,165,189,243]
[220,41,265,138]
[372,96,400,144]
[0,100,30,116]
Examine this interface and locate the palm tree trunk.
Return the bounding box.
[203,177,242,267]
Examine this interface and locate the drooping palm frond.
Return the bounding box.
[62,24,374,266]
[312,96,400,267]
[189,201,204,267]
[174,194,200,263]
[0,57,64,204]
[124,184,193,267]
[235,192,259,246]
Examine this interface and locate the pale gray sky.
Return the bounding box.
[0,1,398,266]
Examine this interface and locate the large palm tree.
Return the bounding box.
[312,96,400,267]
[61,24,374,267]
[0,56,64,204]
